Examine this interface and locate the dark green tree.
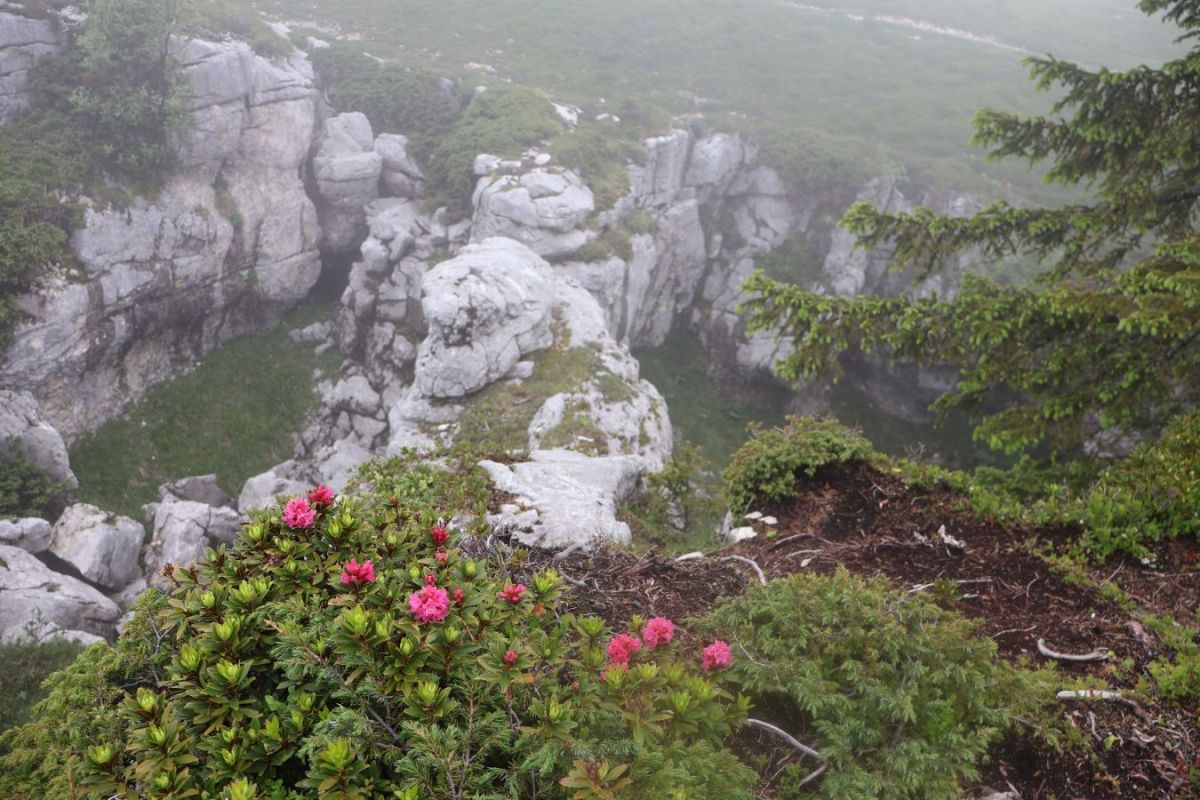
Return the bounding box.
[742,0,1200,456]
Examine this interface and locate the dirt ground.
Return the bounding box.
[523,462,1200,799]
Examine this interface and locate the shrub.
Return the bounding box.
[310,44,461,147]
[722,417,873,513]
[1142,613,1200,705]
[699,569,1047,800]
[426,86,562,214]
[1,459,756,799]
[551,128,634,210]
[0,637,83,732]
[1075,410,1200,560]
[0,455,64,519]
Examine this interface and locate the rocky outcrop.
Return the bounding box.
[142,497,242,579]
[1,35,323,440]
[471,167,595,259]
[0,517,51,552]
[0,544,121,643]
[0,389,77,489]
[415,238,554,399]
[49,504,144,592]
[482,449,647,548]
[0,4,61,123]
[312,112,383,254]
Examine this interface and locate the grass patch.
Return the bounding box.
[69,307,340,518]
[634,327,782,471]
[259,0,1178,201]
[452,322,595,453]
[0,638,83,732]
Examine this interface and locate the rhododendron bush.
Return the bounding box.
[0,459,755,800]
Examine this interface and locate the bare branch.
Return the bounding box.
[1037,638,1110,662]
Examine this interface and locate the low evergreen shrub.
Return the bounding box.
[699,569,1054,800]
[0,455,64,519]
[722,417,873,514]
[0,458,755,799]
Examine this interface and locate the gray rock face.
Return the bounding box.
[50,504,144,592]
[0,6,61,123]
[2,36,322,440]
[0,389,77,488]
[375,133,425,199]
[159,474,233,508]
[0,544,121,642]
[143,499,242,578]
[238,463,311,515]
[313,112,383,254]
[481,450,649,548]
[0,517,51,552]
[471,169,595,259]
[414,238,554,399]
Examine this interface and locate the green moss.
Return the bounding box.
[539,399,608,455]
[69,309,341,518]
[453,321,594,454]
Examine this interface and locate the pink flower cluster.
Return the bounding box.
[307,484,335,508]
[701,640,733,673]
[607,632,642,666]
[498,583,526,603]
[503,649,519,666]
[430,522,450,547]
[340,558,376,586]
[282,496,316,529]
[409,584,450,623]
[642,617,675,649]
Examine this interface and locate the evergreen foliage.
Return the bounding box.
[308,44,462,149]
[0,455,65,519]
[722,417,873,514]
[426,87,563,214]
[0,458,755,799]
[743,0,1200,458]
[700,569,1056,800]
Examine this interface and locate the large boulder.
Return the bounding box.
[238,462,310,514]
[159,473,233,508]
[50,504,144,592]
[312,112,383,254]
[471,169,595,259]
[375,133,425,199]
[0,7,61,123]
[414,238,555,399]
[0,389,77,488]
[481,450,650,548]
[0,517,51,553]
[0,545,121,642]
[2,35,322,440]
[143,499,243,578]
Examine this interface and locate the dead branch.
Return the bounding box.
[720,555,768,585]
[1056,689,1123,701]
[746,718,827,788]
[1037,638,1111,663]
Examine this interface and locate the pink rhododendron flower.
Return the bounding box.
[642,617,675,649]
[424,573,438,586]
[435,550,448,565]
[453,587,465,606]
[340,558,376,586]
[498,583,526,603]
[430,522,449,547]
[503,649,519,666]
[282,497,316,529]
[701,640,733,673]
[409,585,450,623]
[307,484,335,508]
[607,633,642,666]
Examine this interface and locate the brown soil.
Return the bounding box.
[522,461,1200,800]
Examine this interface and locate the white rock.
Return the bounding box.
[50,504,144,591]
[238,463,309,514]
[727,526,758,543]
[0,517,52,553]
[413,238,555,398]
[312,112,383,253]
[0,545,121,642]
[481,449,650,548]
[0,389,77,488]
[471,169,595,258]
